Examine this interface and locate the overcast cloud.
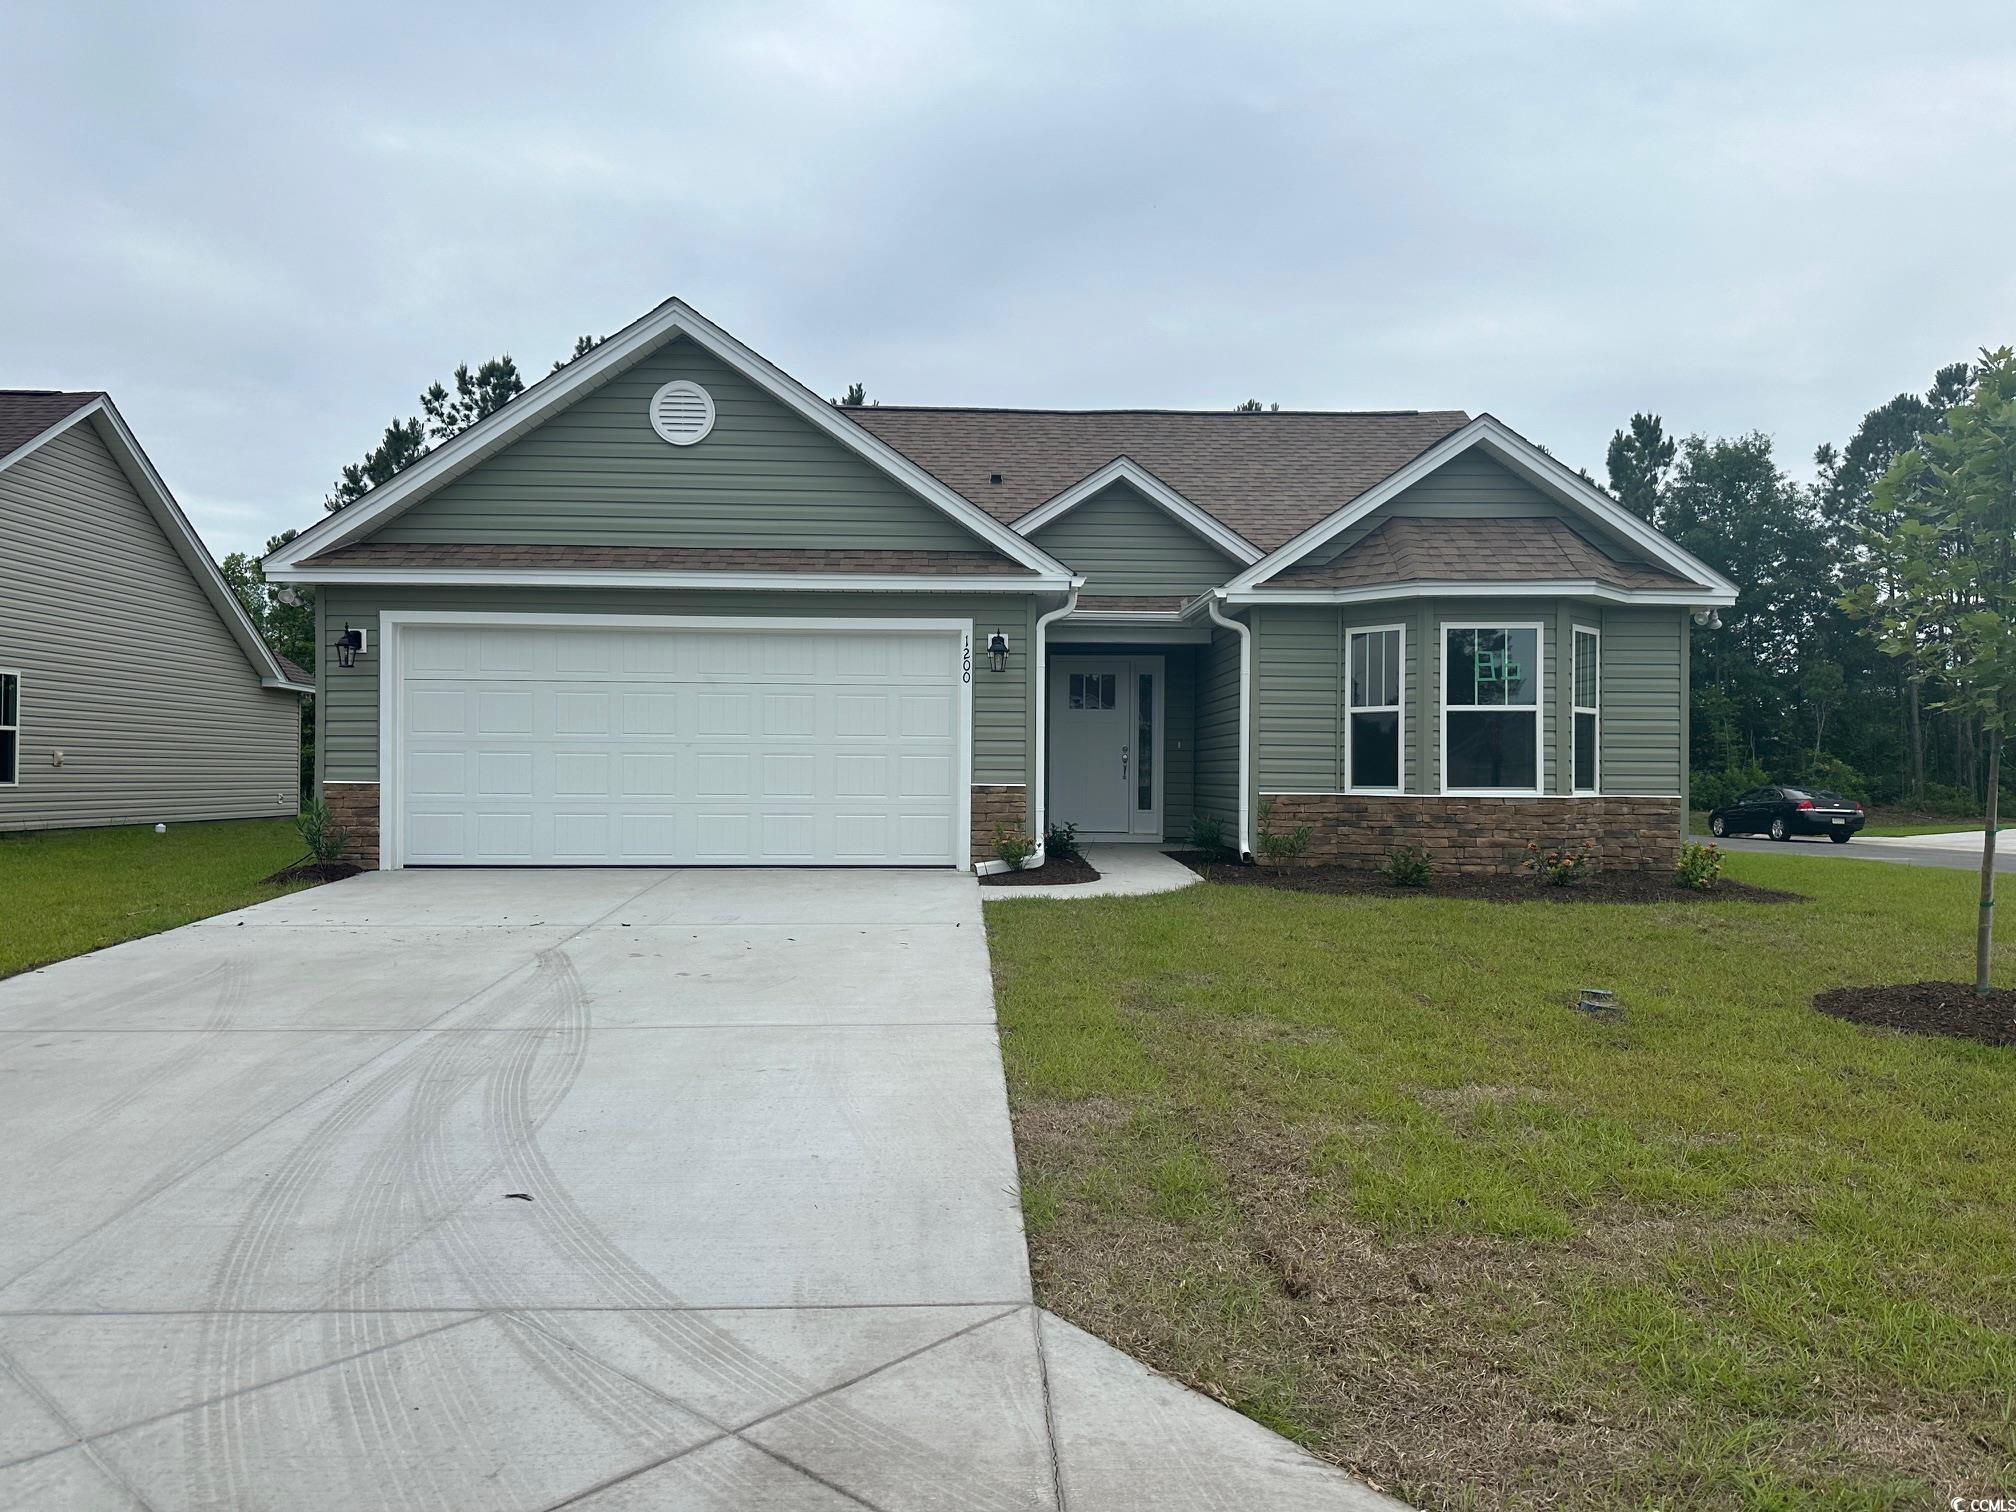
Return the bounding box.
[3,2,2013,558]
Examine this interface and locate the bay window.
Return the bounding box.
[1442,625,1541,793]
[1346,626,1404,791]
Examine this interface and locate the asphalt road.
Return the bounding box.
[1699,832,2016,873]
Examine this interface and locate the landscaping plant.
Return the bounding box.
[1254,799,1312,867]
[1380,844,1432,887]
[992,825,1037,869]
[1521,839,1591,886]
[1186,811,1229,858]
[1045,820,1081,861]
[295,799,350,865]
[1673,840,1724,892]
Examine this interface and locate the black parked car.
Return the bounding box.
[1708,785,1865,842]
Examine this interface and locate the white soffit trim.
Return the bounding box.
[1014,457,1261,564]
[1225,415,1739,598]
[264,299,1072,579]
[1,397,311,693]
[1227,579,1737,607]
[266,567,1074,593]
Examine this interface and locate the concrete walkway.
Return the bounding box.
[1702,831,2016,873]
[985,845,1202,901]
[0,867,1395,1510]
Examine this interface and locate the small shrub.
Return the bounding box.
[993,825,1037,869]
[1522,839,1591,886]
[295,800,349,865]
[1187,812,1229,857]
[1045,820,1081,860]
[1381,845,1432,887]
[1674,841,1723,892]
[1255,800,1312,867]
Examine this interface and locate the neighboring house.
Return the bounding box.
[262,300,1735,872]
[0,391,311,832]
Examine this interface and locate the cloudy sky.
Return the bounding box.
[4,2,2013,558]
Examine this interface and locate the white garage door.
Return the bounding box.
[391,621,967,866]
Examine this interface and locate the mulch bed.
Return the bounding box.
[1163,852,1801,904]
[263,860,364,885]
[981,852,1102,888]
[1815,981,2016,1049]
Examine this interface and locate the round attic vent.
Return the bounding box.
[649,380,715,445]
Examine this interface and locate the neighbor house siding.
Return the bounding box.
[1195,626,1243,834]
[372,337,986,551]
[0,423,299,831]
[1025,481,1237,597]
[1598,605,1686,795]
[316,586,1038,786]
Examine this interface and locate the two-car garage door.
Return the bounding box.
[392,621,966,866]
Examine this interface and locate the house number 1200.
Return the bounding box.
[962,639,972,684]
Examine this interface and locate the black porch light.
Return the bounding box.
[332,625,367,669]
[986,629,1010,673]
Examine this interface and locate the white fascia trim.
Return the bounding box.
[264,299,1072,580]
[266,567,1071,593]
[1226,415,1739,598]
[1012,457,1261,564]
[374,611,978,872]
[1,397,303,692]
[1063,608,1191,621]
[1226,580,1737,608]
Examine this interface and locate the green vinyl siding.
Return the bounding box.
[372,337,989,551]
[1026,481,1237,597]
[317,587,1037,786]
[1195,626,1244,833]
[1598,606,1685,794]
[1253,608,1341,791]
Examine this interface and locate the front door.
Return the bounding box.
[1049,656,1163,840]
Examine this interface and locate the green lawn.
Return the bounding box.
[0,819,314,979]
[986,855,2016,1510]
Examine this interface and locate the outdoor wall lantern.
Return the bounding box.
[987,630,1010,672]
[332,625,368,668]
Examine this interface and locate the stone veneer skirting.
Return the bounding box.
[322,783,381,869]
[970,784,1029,865]
[1260,793,1684,873]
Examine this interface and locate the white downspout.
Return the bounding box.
[1205,591,1256,862]
[975,581,1082,875]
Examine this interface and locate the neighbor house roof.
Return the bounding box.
[0,390,103,461]
[1266,516,1698,592]
[301,543,1038,577]
[843,407,1471,554]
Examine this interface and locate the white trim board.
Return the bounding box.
[268,566,1074,593]
[373,611,976,872]
[1226,414,1739,602]
[265,299,1072,581]
[1012,457,1261,564]
[0,397,313,694]
[1225,580,1734,608]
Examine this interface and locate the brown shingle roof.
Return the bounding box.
[0,390,101,459]
[1268,517,1694,592]
[302,542,1039,577]
[272,652,313,686]
[842,407,1470,553]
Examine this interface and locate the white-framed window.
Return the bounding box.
[0,671,19,787]
[1572,627,1600,794]
[1441,624,1543,795]
[1346,624,1405,792]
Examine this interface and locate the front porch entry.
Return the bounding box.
[1048,654,1164,841]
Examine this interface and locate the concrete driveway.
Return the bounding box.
[0,868,1393,1511]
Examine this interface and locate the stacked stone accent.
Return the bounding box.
[321,783,381,868]
[1259,794,1683,873]
[970,784,1029,866]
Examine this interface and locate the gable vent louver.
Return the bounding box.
[649,380,716,446]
